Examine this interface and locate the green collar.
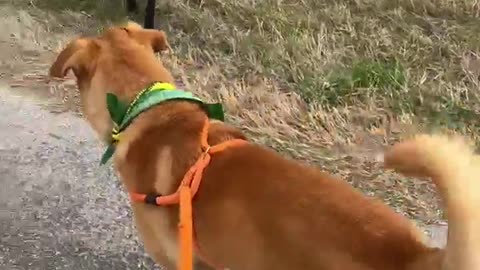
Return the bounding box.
[100,82,225,165]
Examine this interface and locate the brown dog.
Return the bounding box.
[49,22,480,270]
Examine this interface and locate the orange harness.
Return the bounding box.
[129,119,247,270]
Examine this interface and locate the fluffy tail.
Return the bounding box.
[383,134,480,270]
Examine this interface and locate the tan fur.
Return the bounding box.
[384,135,480,270]
[133,203,177,268]
[50,22,480,270]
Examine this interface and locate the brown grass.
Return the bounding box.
[6,0,479,225]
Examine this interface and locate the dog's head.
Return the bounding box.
[49,21,173,142]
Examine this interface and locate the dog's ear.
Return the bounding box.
[123,22,170,53]
[49,38,93,78]
[149,30,170,53]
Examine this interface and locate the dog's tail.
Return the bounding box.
[383,134,480,270]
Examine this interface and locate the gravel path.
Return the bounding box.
[0,85,161,270]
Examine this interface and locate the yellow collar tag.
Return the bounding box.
[150,82,176,91]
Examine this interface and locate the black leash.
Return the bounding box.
[144,0,156,29]
[125,0,156,29]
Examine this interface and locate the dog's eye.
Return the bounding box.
[121,27,130,34]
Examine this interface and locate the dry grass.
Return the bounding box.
[7,0,480,225]
[24,0,480,143]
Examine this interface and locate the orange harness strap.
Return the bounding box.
[129,119,247,270]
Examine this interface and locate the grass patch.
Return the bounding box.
[312,59,407,107]
[150,0,480,139]
[20,0,480,142]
